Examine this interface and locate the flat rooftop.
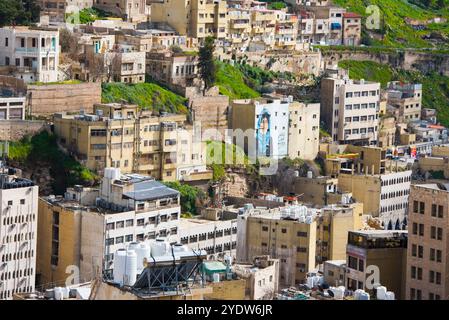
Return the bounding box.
[350,229,408,238]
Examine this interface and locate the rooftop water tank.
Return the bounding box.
[307,171,313,179]
[135,243,151,274]
[54,287,63,300]
[172,243,189,253]
[124,250,137,286]
[359,291,370,300]
[151,239,171,257]
[113,249,127,286]
[213,273,220,283]
[376,286,387,300]
[385,291,395,300]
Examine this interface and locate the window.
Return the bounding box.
[105,238,114,246]
[358,259,364,272]
[437,227,443,240]
[106,223,115,231]
[137,219,144,226]
[419,202,425,214]
[125,234,133,242]
[262,226,268,232]
[348,256,358,269]
[431,226,436,239]
[116,221,124,229]
[297,247,307,253]
[7,200,12,206]
[418,246,423,258]
[411,266,416,279]
[126,219,133,227]
[297,231,307,237]
[281,228,287,234]
[115,236,124,244]
[419,223,424,236]
[412,244,417,257]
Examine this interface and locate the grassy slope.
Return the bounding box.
[215,61,260,99]
[8,131,98,193]
[333,0,449,48]
[338,59,449,126]
[101,82,188,114]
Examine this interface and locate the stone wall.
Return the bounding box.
[322,50,449,76]
[27,82,102,115]
[0,120,47,141]
[225,196,285,209]
[190,94,229,140]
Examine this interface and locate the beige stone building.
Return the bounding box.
[38,0,94,23]
[288,102,320,160]
[406,184,449,300]
[151,0,228,43]
[386,82,422,123]
[378,116,397,148]
[37,171,182,286]
[236,203,363,287]
[346,230,408,299]
[53,103,211,182]
[94,0,150,23]
[342,12,361,46]
[338,169,412,229]
[145,51,199,93]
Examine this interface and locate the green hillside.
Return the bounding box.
[333,0,449,48]
[338,60,449,126]
[102,82,188,114]
[215,61,261,99]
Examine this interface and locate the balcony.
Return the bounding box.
[276,28,296,35]
[231,20,250,29]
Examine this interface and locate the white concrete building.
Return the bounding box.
[178,217,238,260]
[0,96,26,120]
[321,69,380,145]
[379,170,412,230]
[0,27,59,83]
[0,167,39,300]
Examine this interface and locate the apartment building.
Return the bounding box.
[324,145,387,176]
[338,170,412,230]
[146,51,199,92]
[274,12,298,50]
[292,175,340,206]
[93,0,150,23]
[0,96,26,120]
[0,27,60,83]
[237,203,362,287]
[38,0,94,23]
[386,82,423,123]
[37,169,181,286]
[321,70,380,145]
[304,6,346,45]
[342,12,361,46]
[230,96,290,160]
[249,7,276,50]
[227,8,252,49]
[346,230,408,299]
[80,33,146,83]
[53,103,210,181]
[151,0,228,42]
[178,217,238,260]
[288,102,320,160]
[0,167,39,300]
[406,184,449,300]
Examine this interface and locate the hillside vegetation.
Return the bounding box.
[338,60,449,126]
[102,82,189,114]
[333,0,449,48]
[8,131,98,194]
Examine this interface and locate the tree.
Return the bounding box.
[198,36,216,94]
[59,28,81,61]
[0,0,40,27]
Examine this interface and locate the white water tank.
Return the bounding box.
[54,287,63,300]
[359,291,370,300]
[151,239,170,257]
[385,291,395,300]
[307,171,313,179]
[124,250,137,286]
[135,243,151,274]
[62,287,70,299]
[172,243,189,253]
[113,249,127,285]
[306,276,314,288]
[376,286,387,300]
[330,286,344,299]
[128,242,139,251]
[104,167,121,180]
[213,273,220,283]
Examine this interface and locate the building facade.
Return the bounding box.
[0,27,60,83]
[406,184,449,300]
[0,167,38,300]
[288,102,320,160]
[321,70,380,145]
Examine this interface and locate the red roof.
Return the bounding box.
[343,12,362,18]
